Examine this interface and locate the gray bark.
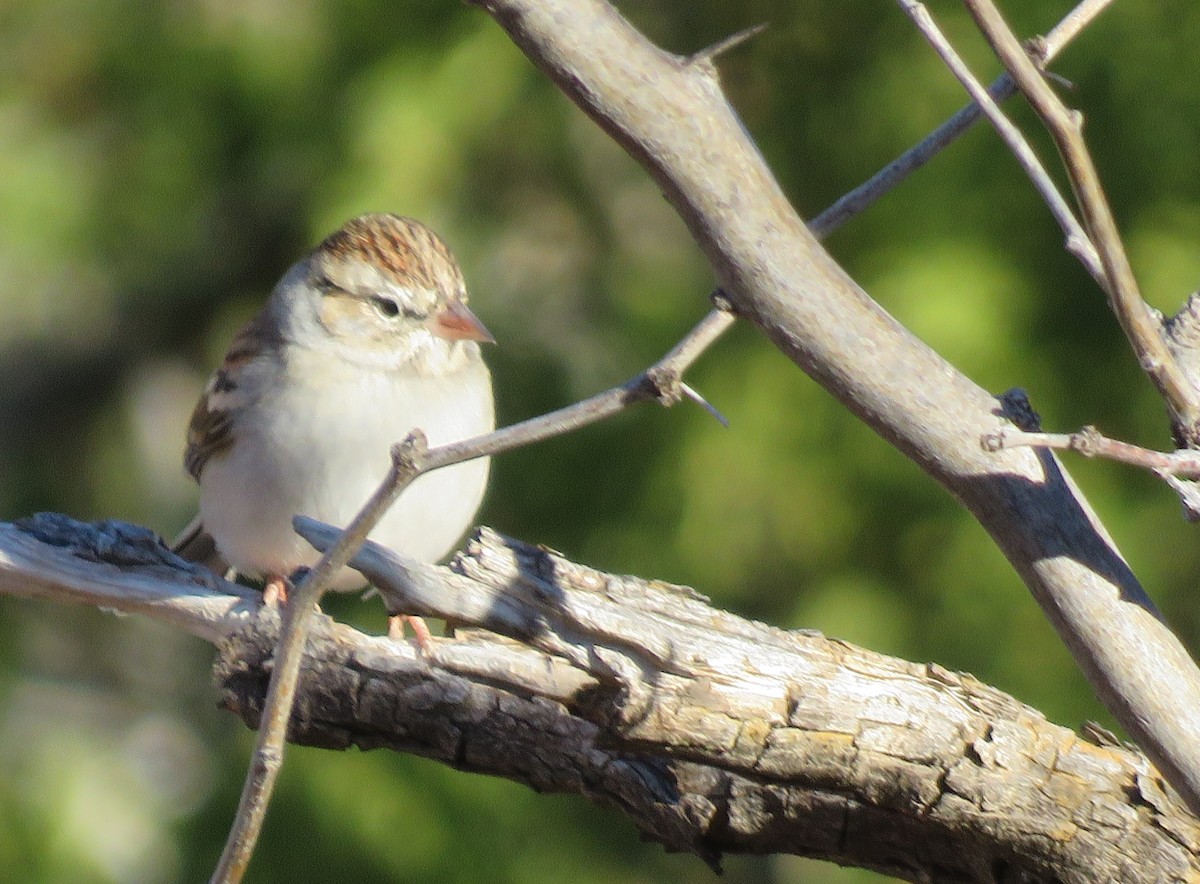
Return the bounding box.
[2,515,1198,882]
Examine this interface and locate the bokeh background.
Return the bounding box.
[1,0,1198,881]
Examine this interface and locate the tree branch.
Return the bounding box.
[2,514,1197,882]
[961,0,1200,439]
[466,0,1200,819]
[896,0,1104,282]
[812,0,1115,239]
[986,425,1200,519]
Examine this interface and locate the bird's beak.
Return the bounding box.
[430,299,495,343]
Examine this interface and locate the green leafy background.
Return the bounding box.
[1,1,1198,881]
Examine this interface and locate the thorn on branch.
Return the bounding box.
[686,22,768,67]
[680,382,729,427]
[1043,70,1076,91]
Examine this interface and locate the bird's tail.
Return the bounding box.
[172,515,231,576]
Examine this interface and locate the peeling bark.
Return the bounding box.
[2,516,1196,881]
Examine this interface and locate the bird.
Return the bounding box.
[173,213,495,643]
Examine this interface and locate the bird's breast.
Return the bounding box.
[198,354,494,586]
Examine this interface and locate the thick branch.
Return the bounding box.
[467,0,1200,817]
[3,515,1197,882]
[0,514,256,641]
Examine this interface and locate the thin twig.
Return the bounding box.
[810,0,1114,239]
[984,425,1200,479]
[986,423,1200,517]
[896,0,1104,284]
[962,0,1200,435]
[210,302,736,882]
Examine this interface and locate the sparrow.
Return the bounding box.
[173,213,495,639]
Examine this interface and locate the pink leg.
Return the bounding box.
[262,574,290,607]
[388,614,434,653]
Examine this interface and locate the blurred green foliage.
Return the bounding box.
[1,1,1199,881]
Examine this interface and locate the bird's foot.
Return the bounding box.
[388,614,434,655]
[263,574,291,607]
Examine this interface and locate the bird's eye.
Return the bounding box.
[372,297,401,318]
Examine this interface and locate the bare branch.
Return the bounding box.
[467,0,1200,820]
[962,0,1200,436]
[212,302,736,881]
[810,0,1115,238]
[985,426,1200,478]
[896,1,1104,284]
[986,426,1200,519]
[0,515,254,642]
